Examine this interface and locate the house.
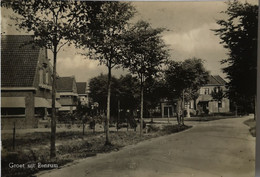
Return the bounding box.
[76,82,89,106]
[1,35,61,129]
[160,75,230,117]
[195,75,230,114]
[57,76,78,113]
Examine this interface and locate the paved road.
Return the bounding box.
[38,117,255,177]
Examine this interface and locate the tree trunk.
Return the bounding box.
[235,103,238,117]
[254,95,257,120]
[117,99,120,132]
[167,107,170,123]
[140,75,144,136]
[50,45,57,159]
[218,101,220,113]
[182,90,185,125]
[105,65,112,145]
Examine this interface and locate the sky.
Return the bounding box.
[1,0,258,83]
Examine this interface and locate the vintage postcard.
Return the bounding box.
[1,1,258,177]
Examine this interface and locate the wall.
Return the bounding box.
[1,91,38,129]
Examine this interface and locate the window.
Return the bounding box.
[218,101,222,108]
[45,72,49,85]
[1,108,25,116]
[204,88,210,95]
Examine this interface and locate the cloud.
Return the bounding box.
[162,22,229,78]
[163,23,226,58]
[56,52,127,82]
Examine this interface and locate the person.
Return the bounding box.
[176,99,184,125]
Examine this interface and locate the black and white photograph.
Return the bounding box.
[1,0,259,177]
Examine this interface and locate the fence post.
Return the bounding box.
[82,122,85,136]
[13,122,16,151]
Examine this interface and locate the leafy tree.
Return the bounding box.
[89,74,120,115]
[144,76,168,122]
[213,1,258,114]
[78,2,136,145]
[122,21,169,135]
[211,87,226,113]
[2,0,104,158]
[165,58,209,121]
[118,74,139,111]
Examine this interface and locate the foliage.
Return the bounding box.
[78,2,136,67]
[88,74,120,111]
[2,1,103,51]
[122,20,169,80]
[89,74,140,114]
[122,20,169,134]
[78,2,136,144]
[118,74,139,110]
[143,77,168,117]
[211,87,226,102]
[213,1,258,112]
[165,58,209,101]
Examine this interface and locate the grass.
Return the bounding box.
[185,115,238,122]
[2,124,191,177]
[244,118,256,137]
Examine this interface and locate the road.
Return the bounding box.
[37,116,255,177]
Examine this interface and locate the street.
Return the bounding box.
[37,116,255,177]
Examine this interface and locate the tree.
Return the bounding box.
[211,87,226,113]
[118,74,139,111]
[78,2,136,145]
[165,58,209,122]
[213,2,258,115]
[144,76,168,122]
[2,0,104,158]
[89,74,120,115]
[122,21,169,135]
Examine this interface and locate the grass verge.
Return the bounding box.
[244,118,256,137]
[2,124,191,177]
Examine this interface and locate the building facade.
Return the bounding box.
[160,75,230,117]
[76,82,89,106]
[195,75,230,114]
[1,35,60,129]
[57,76,78,113]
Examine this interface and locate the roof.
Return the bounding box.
[57,76,75,92]
[76,82,87,94]
[206,75,226,86]
[1,35,41,87]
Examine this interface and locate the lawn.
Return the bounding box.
[244,118,256,137]
[2,123,191,177]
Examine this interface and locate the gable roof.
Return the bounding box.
[76,82,87,94]
[57,76,76,92]
[207,75,226,86]
[1,35,41,87]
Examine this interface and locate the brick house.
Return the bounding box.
[57,76,78,112]
[1,35,61,129]
[76,82,89,106]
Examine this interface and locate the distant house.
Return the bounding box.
[195,75,230,114]
[160,75,230,117]
[57,76,78,113]
[76,82,89,106]
[1,35,61,129]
